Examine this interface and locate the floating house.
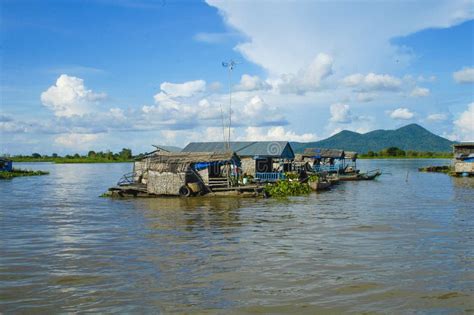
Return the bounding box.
[301,148,345,173]
[300,148,359,174]
[453,143,474,175]
[182,141,295,182]
[125,151,241,196]
[0,158,13,172]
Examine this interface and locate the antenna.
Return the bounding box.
[222,60,239,151]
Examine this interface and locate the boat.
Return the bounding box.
[339,169,382,181]
[309,179,332,191]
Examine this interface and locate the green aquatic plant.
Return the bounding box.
[264,179,311,198]
[0,168,49,179]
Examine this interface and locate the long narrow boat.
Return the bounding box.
[339,169,382,181]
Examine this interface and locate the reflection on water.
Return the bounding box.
[0,160,473,313]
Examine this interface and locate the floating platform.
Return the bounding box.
[105,183,266,198]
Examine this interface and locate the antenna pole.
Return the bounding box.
[222,60,238,152]
[228,64,232,150]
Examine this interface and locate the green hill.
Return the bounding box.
[291,124,454,154]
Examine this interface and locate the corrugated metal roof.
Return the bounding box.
[182,141,294,159]
[303,148,345,159]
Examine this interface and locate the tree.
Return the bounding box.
[52,153,58,158]
[119,148,132,160]
[87,150,97,158]
[32,153,41,158]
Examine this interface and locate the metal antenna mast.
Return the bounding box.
[222,60,238,151]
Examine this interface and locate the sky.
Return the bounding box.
[0,0,473,155]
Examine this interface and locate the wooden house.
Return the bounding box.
[115,151,241,196]
[181,141,295,182]
[453,143,474,175]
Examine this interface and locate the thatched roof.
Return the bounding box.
[147,151,238,164]
[302,148,344,159]
[345,151,358,159]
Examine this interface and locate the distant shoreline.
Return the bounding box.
[11,158,133,164]
[358,156,451,160]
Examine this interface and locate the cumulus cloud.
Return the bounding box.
[330,103,352,124]
[342,73,402,91]
[41,74,106,117]
[235,74,271,91]
[426,113,448,122]
[389,107,415,120]
[410,86,430,97]
[357,92,376,102]
[242,126,317,142]
[417,75,436,82]
[206,1,472,75]
[54,133,100,148]
[193,32,237,44]
[159,80,206,98]
[453,67,474,83]
[278,53,333,94]
[454,102,474,140]
[240,95,287,126]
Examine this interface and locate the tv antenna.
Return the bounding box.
[222,60,239,151]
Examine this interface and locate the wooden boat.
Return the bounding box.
[309,180,332,191]
[339,169,382,181]
[327,174,340,185]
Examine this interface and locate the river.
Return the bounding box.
[1,160,473,313]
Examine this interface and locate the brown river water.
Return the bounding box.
[1,160,473,313]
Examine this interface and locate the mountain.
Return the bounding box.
[291,124,455,154]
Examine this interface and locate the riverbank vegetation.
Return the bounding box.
[360,147,451,159]
[9,148,134,163]
[0,168,49,179]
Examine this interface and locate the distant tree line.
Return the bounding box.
[361,147,452,158]
[9,148,134,163]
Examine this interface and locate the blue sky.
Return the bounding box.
[1,0,473,155]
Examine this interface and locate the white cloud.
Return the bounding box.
[278,53,333,94]
[159,80,206,98]
[389,107,415,120]
[235,74,271,91]
[357,92,376,102]
[193,32,236,44]
[206,1,472,75]
[242,126,317,142]
[41,74,106,117]
[54,133,100,148]
[330,103,352,123]
[410,86,430,97]
[453,67,474,83]
[208,81,223,91]
[342,73,402,91]
[427,113,448,122]
[454,102,474,141]
[240,95,286,126]
[417,75,436,82]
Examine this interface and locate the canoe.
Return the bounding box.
[339,170,382,181]
[309,180,332,191]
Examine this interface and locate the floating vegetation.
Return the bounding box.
[264,179,311,198]
[418,165,452,174]
[0,168,49,179]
